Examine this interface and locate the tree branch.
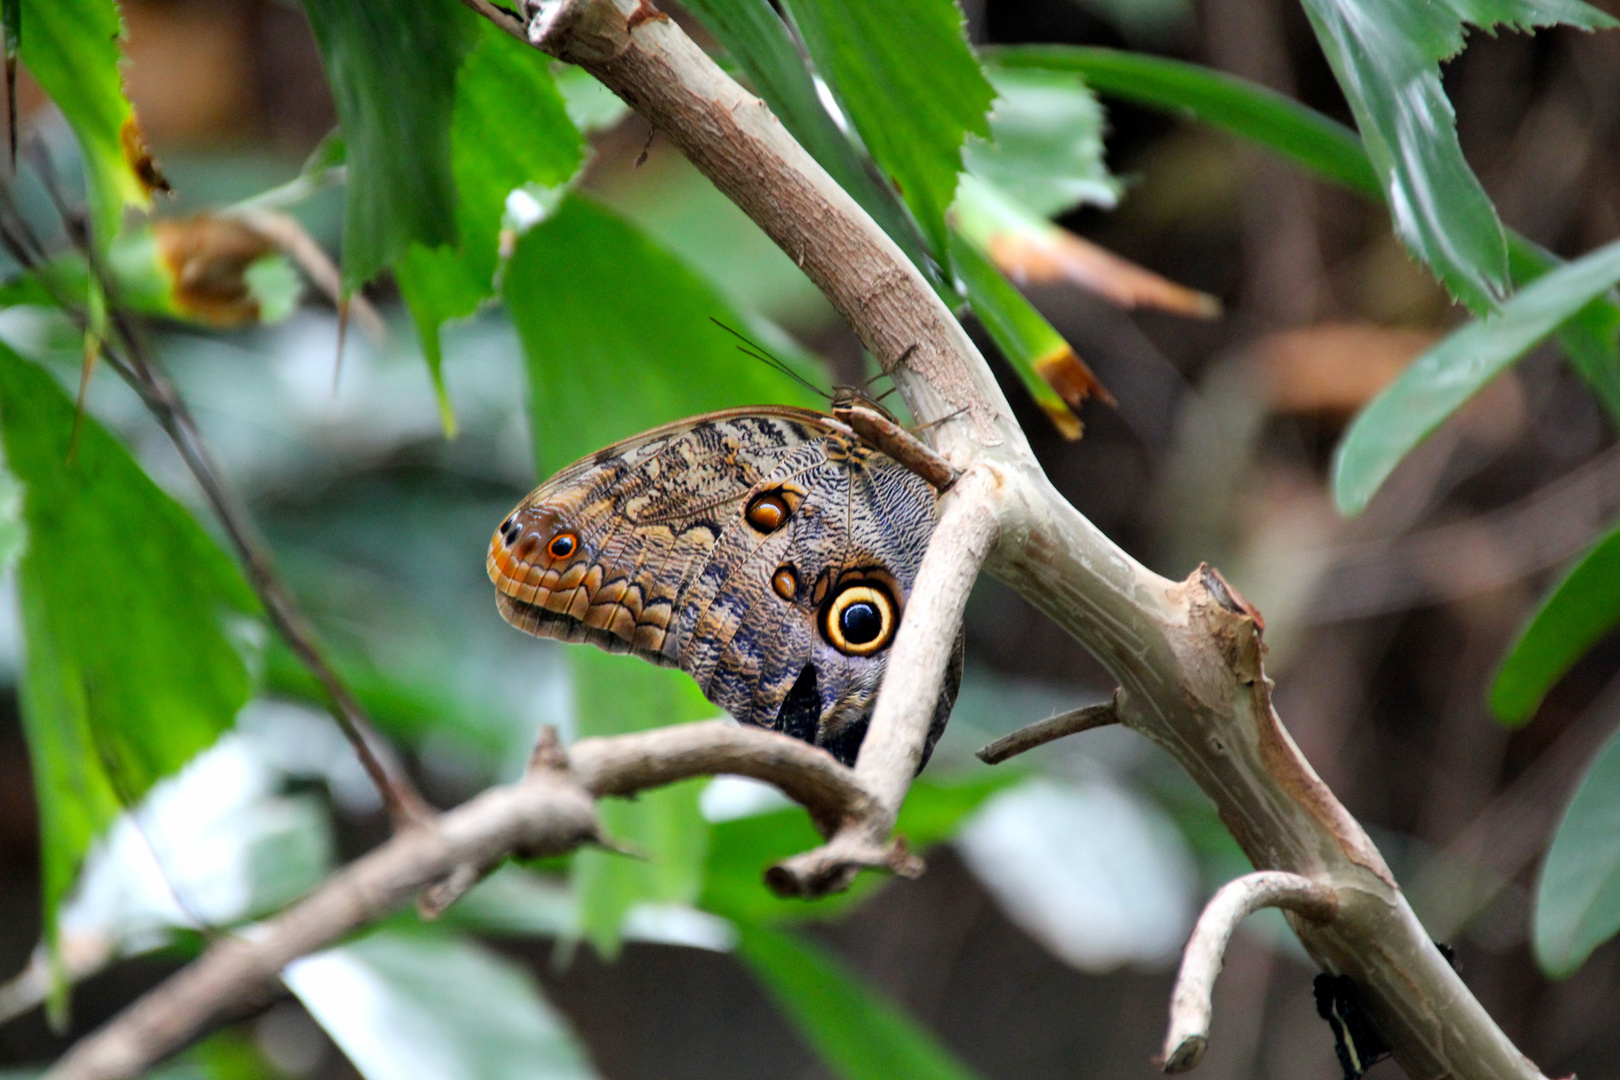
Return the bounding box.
[45,3,1562,1079]
[43,723,873,1080]
[1161,871,1338,1073]
[494,4,1555,1078]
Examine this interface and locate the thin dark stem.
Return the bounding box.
[0,169,430,828]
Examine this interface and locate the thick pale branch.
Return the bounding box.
[1161,871,1338,1072]
[43,724,870,1080]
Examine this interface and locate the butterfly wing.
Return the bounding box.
[488,407,960,766]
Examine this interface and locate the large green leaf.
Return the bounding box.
[19,0,149,244]
[965,65,1119,218]
[0,347,259,953]
[1491,523,1620,725]
[397,19,583,432]
[736,923,984,1080]
[700,772,1015,926]
[1534,724,1620,977]
[1297,0,1616,314]
[502,195,821,477]
[1334,238,1620,515]
[286,929,600,1080]
[568,649,714,958]
[677,0,928,271]
[780,0,992,257]
[302,0,477,289]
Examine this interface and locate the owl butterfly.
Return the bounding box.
[488,405,962,768]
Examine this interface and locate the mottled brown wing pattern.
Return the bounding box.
[487,406,961,767]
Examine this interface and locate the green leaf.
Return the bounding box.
[397,19,583,433]
[302,0,478,289]
[502,194,822,477]
[965,65,1119,218]
[946,215,1086,440]
[677,0,929,271]
[1534,724,1620,977]
[1508,233,1620,422]
[285,929,600,1080]
[780,0,993,256]
[987,46,1620,425]
[568,649,714,957]
[0,347,259,956]
[19,0,150,244]
[1297,0,1616,314]
[1334,237,1620,515]
[1491,523,1620,725]
[985,45,1380,198]
[700,772,1015,925]
[736,923,984,1080]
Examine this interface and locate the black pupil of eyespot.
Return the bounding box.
[551,536,574,556]
[840,601,882,644]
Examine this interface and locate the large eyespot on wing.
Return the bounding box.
[821,580,897,656]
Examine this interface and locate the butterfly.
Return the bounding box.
[487,405,962,768]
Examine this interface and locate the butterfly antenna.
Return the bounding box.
[710,317,829,400]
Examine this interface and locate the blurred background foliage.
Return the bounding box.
[1,0,1620,1078]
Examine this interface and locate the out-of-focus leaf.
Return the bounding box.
[953,174,1218,317]
[1065,0,1191,42]
[285,930,600,1080]
[1334,238,1620,515]
[987,46,1380,198]
[736,923,984,1080]
[19,0,154,244]
[0,732,333,1022]
[1534,724,1620,977]
[700,773,1014,925]
[965,66,1119,218]
[397,19,583,433]
[302,0,477,289]
[679,0,929,271]
[1491,523,1620,726]
[502,195,821,477]
[781,0,992,256]
[1297,0,1616,314]
[432,864,738,951]
[955,777,1196,971]
[1508,234,1620,423]
[989,46,1620,420]
[568,649,715,957]
[0,348,259,960]
[947,223,1096,440]
[550,64,628,134]
[109,218,300,328]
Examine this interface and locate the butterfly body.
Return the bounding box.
[489,406,960,767]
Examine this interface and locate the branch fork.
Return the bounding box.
[45,1,1564,1078]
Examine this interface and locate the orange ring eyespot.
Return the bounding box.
[772,565,799,601]
[822,582,895,656]
[548,532,578,560]
[746,492,790,533]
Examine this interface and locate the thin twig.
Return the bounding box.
[975,694,1120,764]
[1161,872,1338,1073]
